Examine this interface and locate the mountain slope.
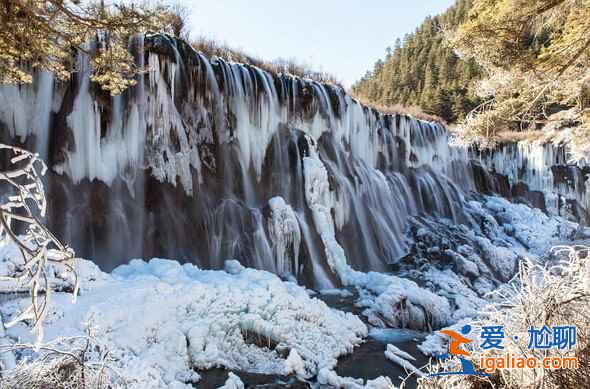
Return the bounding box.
[351,0,480,123]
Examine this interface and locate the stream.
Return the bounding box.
[197,287,432,388]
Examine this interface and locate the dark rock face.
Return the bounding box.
[470,162,511,197]
[468,142,590,224]
[0,34,587,288]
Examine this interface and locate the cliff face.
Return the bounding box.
[468,140,590,224]
[0,34,587,288]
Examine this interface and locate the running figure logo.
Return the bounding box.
[428,324,490,377]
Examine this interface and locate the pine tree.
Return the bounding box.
[351,0,479,122]
[0,1,180,95]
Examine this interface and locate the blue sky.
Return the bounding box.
[182,1,455,87]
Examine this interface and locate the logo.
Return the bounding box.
[428,324,490,377]
[427,324,579,378]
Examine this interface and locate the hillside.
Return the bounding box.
[351,0,479,123]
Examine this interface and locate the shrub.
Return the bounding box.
[190,36,342,85]
[417,245,590,389]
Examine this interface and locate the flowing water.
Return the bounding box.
[1,34,589,388]
[0,34,587,290]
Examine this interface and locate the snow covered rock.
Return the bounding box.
[224,259,245,275]
[360,275,451,330]
[397,194,583,328]
[217,372,244,389]
[317,368,395,389]
[0,256,366,388]
[317,368,364,388]
[284,349,306,377]
[364,376,396,389]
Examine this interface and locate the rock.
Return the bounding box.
[224,260,244,275]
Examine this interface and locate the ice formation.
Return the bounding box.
[316,368,396,389]
[0,244,366,388]
[384,344,425,378]
[1,31,589,388]
[217,372,244,389]
[465,133,590,223]
[267,196,301,278]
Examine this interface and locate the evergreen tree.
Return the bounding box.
[0,1,179,95]
[351,0,480,122]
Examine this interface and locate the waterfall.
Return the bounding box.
[0,34,587,289]
[468,140,589,223]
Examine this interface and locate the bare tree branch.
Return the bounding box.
[0,144,78,346]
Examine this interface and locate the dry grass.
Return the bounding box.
[0,337,121,389]
[350,95,447,125]
[494,130,545,143]
[417,245,590,389]
[191,36,342,85]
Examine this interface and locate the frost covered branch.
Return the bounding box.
[417,245,590,389]
[0,144,77,344]
[0,336,121,389]
[476,245,590,388]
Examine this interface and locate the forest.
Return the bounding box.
[352,0,590,150]
[351,0,479,123]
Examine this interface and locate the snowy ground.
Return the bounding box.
[0,195,585,388]
[0,251,367,388]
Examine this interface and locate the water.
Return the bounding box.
[196,369,309,389]
[0,33,587,290]
[469,142,590,221]
[316,287,430,387]
[193,288,430,388]
[1,32,588,388]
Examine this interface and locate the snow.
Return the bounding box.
[364,376,397,389]
[317,368,396,389]
[284,349,305,377]
[476,197,578,256]
[319,288,354,297]
[317,369,364,388]
[394,192,586,337]
[384,344,415,362]
[217,372,244,389]
[384,344,424,378]
[421,267,487,322]
[0,252,366,388]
